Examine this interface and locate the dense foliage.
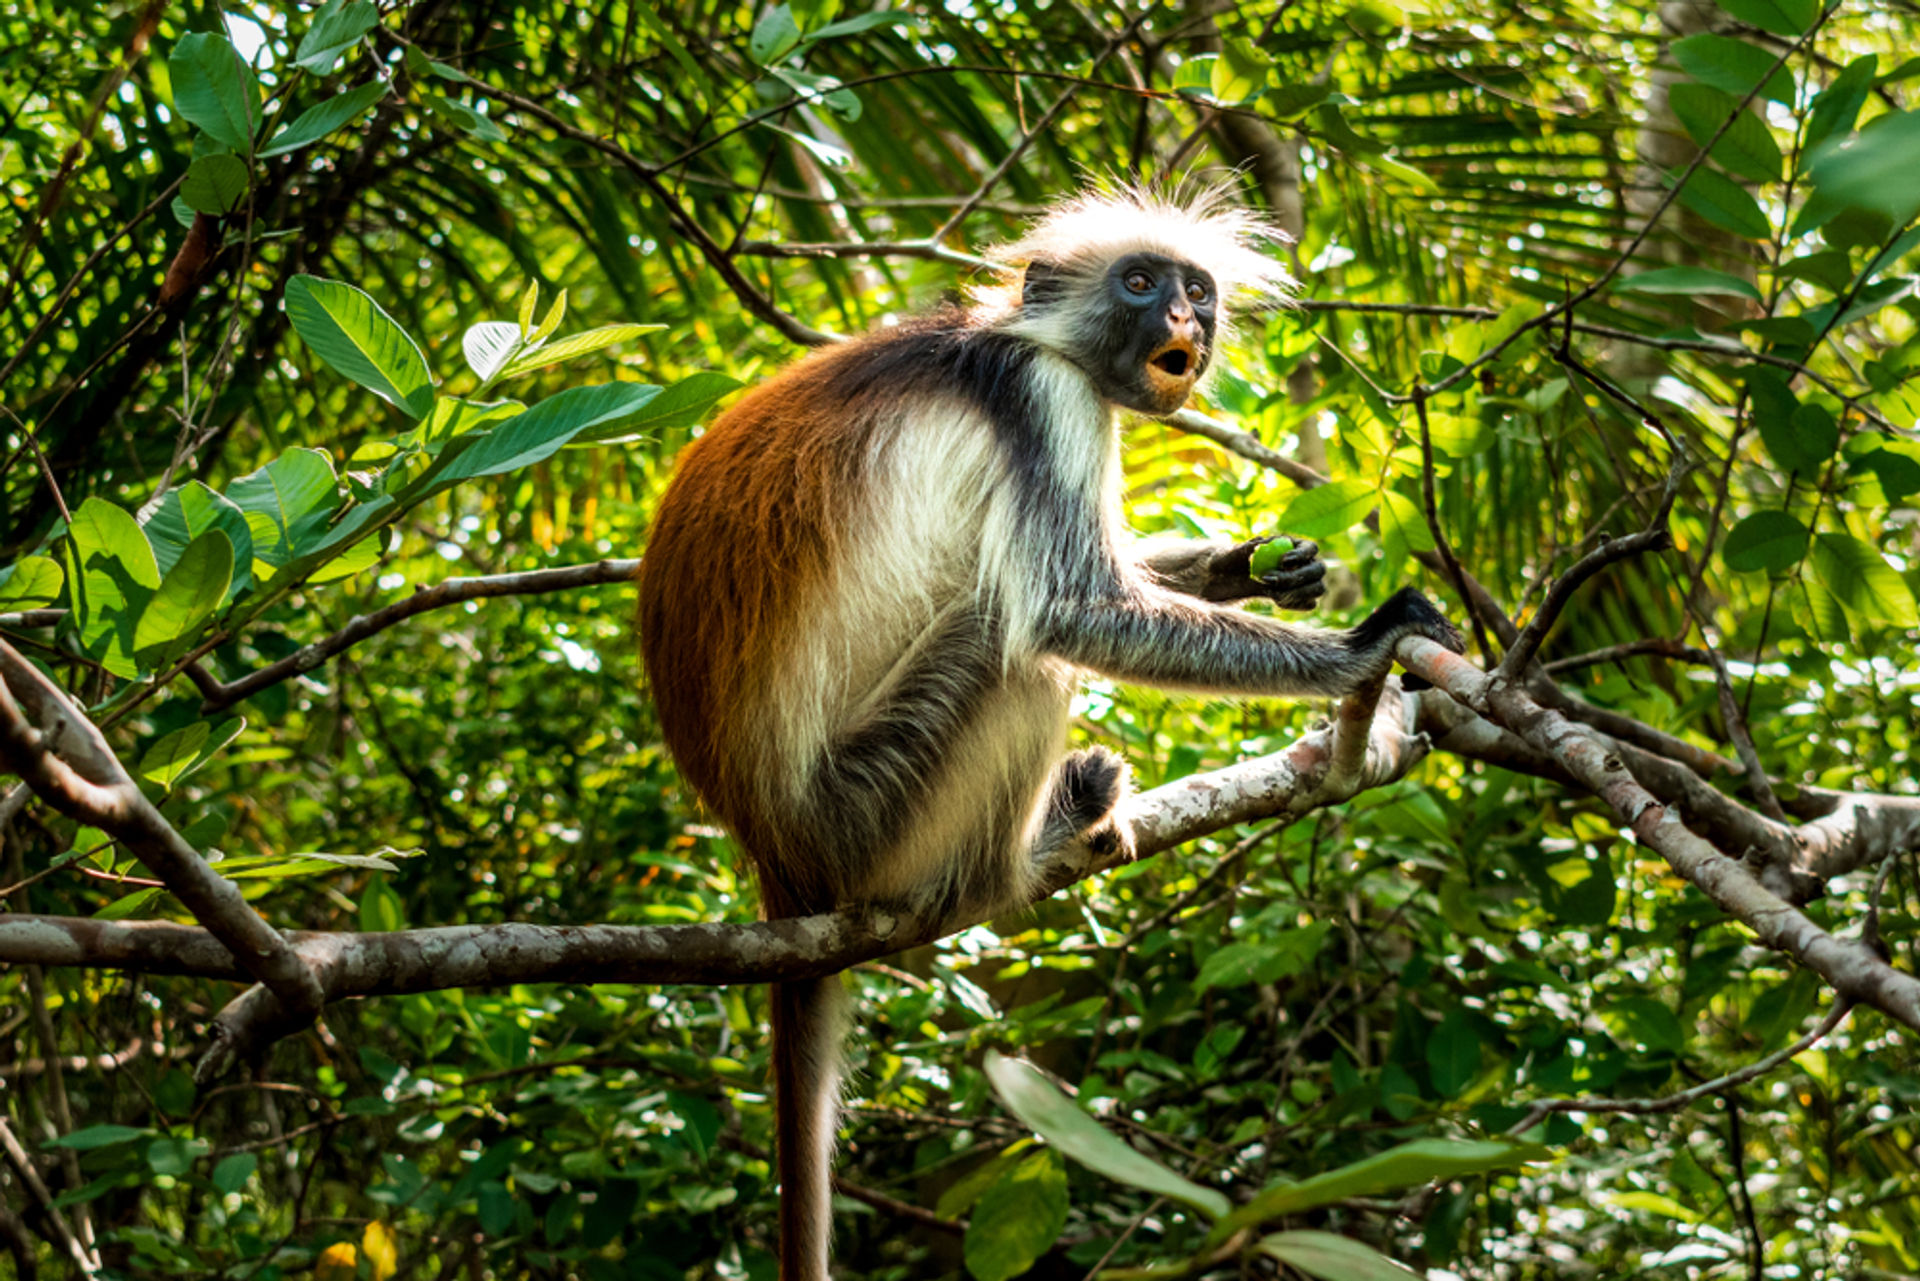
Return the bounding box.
[2,0,1919,1278]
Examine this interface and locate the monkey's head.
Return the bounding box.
[989,182,1294,417]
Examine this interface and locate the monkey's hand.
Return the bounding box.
[1216,536,1327,611]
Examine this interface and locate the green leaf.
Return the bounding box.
[1672,166,1772,240]
[1426,1009,1481,1097]
[983,1051,1231,1221]
[962,1149,1069,1281]
[94,887,163,921]
[359,873,406,932]
[45,1124,148,1151]
[144,482,255,602]
[1808,109,1920,225]
[1855,439,1920,503]
[1617,265,1761,302]
[572,371,741,443]
[463,321,526,384]
[1805,55,1878,153]
[225,449,341,566]
[426,96,505,143]
[0,556,64,610]
[1601,997,1685,1055]
[259,80,388,157]
[1723,511,1809,573]
[180,153,249,214]
[427,382,661,485]
[133,531,233,668]
[1671,34,1795,105]
[1279,478,1376,538]
[169,33,261,153]
[1665,84,1782,184]
[1809,533,1920,626]
[1794,574,1851,642]
[145,1137,210,1177]
[138,723,211,789]
[296,0,380,74]
[497,323,665,379]
[211,1153,257,1195]
[1217,1140,1546,1237]
[530,289,567,344]
[750,4,802,64]
[66,497,161,679]
[802,9,919,40]
[1712,0,1815,37]
[307,534,384,585]
[284,275,434,418]
[632,2,713,107]
[1173,54,1218,97]
[1264,82,1335,118]
[1258,1231,1423,1281]
[1212,39,1271,106]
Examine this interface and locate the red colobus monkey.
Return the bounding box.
[637,186,1462,1279]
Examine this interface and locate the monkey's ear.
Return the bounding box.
[1021,260,1067,308]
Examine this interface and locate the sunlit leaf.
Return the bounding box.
[169,33,261,153]
[285,275,434,418]
[984,1052,1230,1220]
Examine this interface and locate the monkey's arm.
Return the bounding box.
[1135,536,1327,610]
[1039,583,1459,698]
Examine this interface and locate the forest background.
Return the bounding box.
[1,0,1919,1278]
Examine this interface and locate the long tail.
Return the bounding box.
[771,975,849,1281]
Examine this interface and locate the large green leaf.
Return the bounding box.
[983,1051,1230,1221]
[1809,533,1919,626]
[65,498,161,679]
[145,481,255,600]
[168,33,261,153]
[1723,511,1809,573]
[1617,265,1761,301]
[1671,34,1795,105]
[259,81,388,157]
[961,1150,1068,1281]
[1666,84,1782,184]
[180,154,250,215]
[296,0,381,73]
[284,275,434,418]
[0,556,64,610]
[1258,1232,1422,1281]
[1279,478,1377,538]
[1804,55,1878,152]
[572,371,741,443]
[1672,166,1772,240]
[1808,109,1920,225]
[133,531,233,668]
[425,382,661,485]
[1215,1139,1546,1237]
[225,449,342,567]
[1713,0,1816,37]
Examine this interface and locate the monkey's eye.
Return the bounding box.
[1123,270,1154,294]
[1186,280,1212,304]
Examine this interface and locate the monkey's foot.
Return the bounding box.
[1056,746,1130,833]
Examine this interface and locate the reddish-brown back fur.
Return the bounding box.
[637,339,878,914]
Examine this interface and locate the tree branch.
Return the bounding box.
[192,559,640,714]
[1400,636,1920,1032]
[0,641,323,1019]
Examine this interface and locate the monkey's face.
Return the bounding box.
[1090,253,1218,416]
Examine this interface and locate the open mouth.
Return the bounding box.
[1143,336,1201,403]
[1151,346,1192,379]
